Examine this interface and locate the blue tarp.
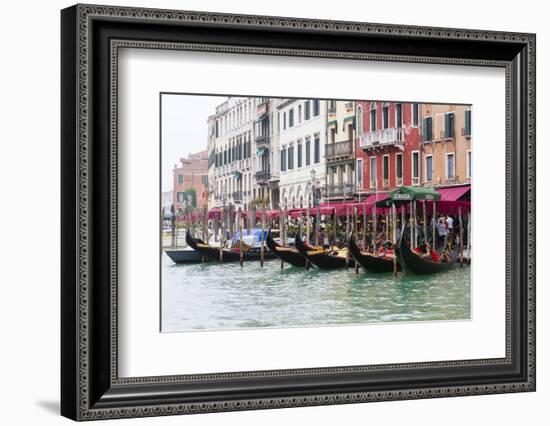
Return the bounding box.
[233,228,268,242]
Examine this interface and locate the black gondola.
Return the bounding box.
[165,247,210,264]
[185,230,274,263]
[186,231,241,262]
[266,231,307,268]
[347,235,400,273]
[294,234,355,269]
[395,229,458,274]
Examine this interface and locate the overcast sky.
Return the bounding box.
[161,94,227,191]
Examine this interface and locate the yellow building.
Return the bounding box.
[420,104,471,187]
[325,100,356,201]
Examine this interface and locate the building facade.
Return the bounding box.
[356,101,422,193]
[207,97,255,209]
[420,104,472,187]
[172,150,209,212]
[325,100,356,201]
[254,97,281,209]
[277,99,327,209]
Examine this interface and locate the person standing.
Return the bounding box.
[446,215,454,246]
[446,215,454,234]
[436,217,447,249]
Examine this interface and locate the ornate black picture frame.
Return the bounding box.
[61,4,536,421]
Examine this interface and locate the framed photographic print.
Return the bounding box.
[61,4,536,421]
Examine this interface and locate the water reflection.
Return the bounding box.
[161,253,471,332]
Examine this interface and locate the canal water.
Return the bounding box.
[161,253,471,332]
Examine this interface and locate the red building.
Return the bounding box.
[172,150,209,212]
[355,101,422,194]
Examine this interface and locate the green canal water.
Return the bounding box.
[161,253,471,332]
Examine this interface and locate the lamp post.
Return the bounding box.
[220,184,227,262]
[306,169,321,245]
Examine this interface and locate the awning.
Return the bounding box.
[343,116,355,125]
[437,185,470,201]
[390,186,441,201]
[207,207,222,219]
[363,192,390,204]
[266,210,281,219]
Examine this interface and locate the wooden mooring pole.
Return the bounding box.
[392,203,398,275]
[354,206,359,274]
[239,207,244,266]
[260,204,265,268]
[219,205,225,262]
[459,206,464,267]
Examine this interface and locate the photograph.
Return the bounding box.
[57,3,536,421]
[161,95,472,332]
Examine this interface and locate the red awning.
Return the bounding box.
[363,192,390,204]
[437,185,470,201]
[207,208,221,219]
[266,210,280,219]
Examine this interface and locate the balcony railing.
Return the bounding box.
[255,170,271,182]
[325,183,355,199]
[212,158,252,177]
[359,128,404,150]
[257,100,269,119]
[461,127,471,138]
[255,134,269,145]
[325,140,354,160]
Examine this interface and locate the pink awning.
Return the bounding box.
[207,208,222,219]
[266,210,280,219]
[363,192,390,204]
[437,185,470,201]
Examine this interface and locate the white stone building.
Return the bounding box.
[207,97,256,209]
[253,97,281,209]
[276,99,327,209]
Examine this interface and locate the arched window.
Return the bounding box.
[296,186,302,208]
[356,105,363,136]
[370,102,377,131]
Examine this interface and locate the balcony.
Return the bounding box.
[359,128,404,150]
[255,134,269,146]
[325,140,354,161]
[257,100,269,119]
[255,170,271,183]
[325,183,355,199]
[232,191,243,203]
